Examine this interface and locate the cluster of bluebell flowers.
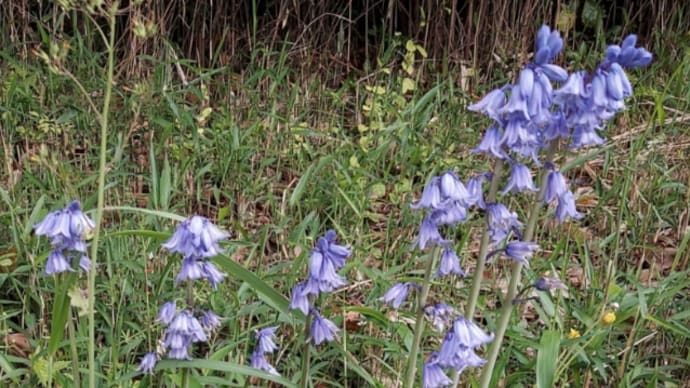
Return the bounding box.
[287,230,352,345]
[34,200,94,275]
[250,326,280,375]
[470,25,651,225]
[381,170,483,310]
[138,216,229,373]
[379,169,494,385]
[464,25,651,385]
[422,316,494,387]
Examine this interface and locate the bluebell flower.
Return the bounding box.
[526,71,556,124]
[34,200,95,246]
[499,85,530,121]
[467,87,506,123]
[412,172,470,210]
[289,282,311,315]
[501,118,541,160]
[465,174,487,209]
[518,68,535,99]
[555,191,584,223]
[78,255,91,272]
[414,217,448,250]
[319,229,352,268]
[250,350,279,375]
[137,352,158,374]
[199,310,222,330]
[308,248,347,293]
[424,303,456,332]
[602,34,653,69]
[201,261,225,288]
[163,310,207,359]
[553,71,588,111]
[439,171,470,205]
[411,176,442,210]
[45,250,73,275]
[543,169,568,204]
[571,125,606,148]
[299,229,351,295]
[156,301,177,324]
[452,316,494,349]
[310,310,339,345]
[473,125,507,159]
[176,256,204,284]
[162,215,229,259]
[437,246,464,277]
[535,276,568,292]
[486,203,523,243]
[380,282,418,309]
[34,201,95,274]
[533,25,564,66]
[255,326,279,354]
[429,202,468,226]
[503,241,540,266]
[542,110,570,141]
[539,63,568,83]
[436,330,488,373]
[502,163,537,194]
[422,353,453,388]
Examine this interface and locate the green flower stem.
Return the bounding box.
[67,308,81,388]
[87,3,118,387]
[403,245,441,388]
[451,159,505,388]
[182,280,195,388]
[478,148,555,388]
[300,313,313,388]
[465,159,505,319]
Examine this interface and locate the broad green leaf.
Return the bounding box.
[214,255,291,316]
[536,329,561,388]
[48,275,75,356]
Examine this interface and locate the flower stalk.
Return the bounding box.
[87,3,118,387]
[403,245,440,388]
[478,150,552,388]
[465,159,505,319]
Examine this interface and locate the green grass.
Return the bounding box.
[1,13,690,388]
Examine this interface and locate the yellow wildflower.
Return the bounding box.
[567,328,581,339]
[602,311,616,325]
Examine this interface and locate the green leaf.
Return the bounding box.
[32,357,70,386]
[149,139,159,209]
[402,77,416,94]
[332,343,382,387]
[214,255,291,316]
[289,156,334,208]
[155,359,295,387]
[48,276,75,356]
[536,329,561,388]
[99,206,186,222]
[160,156,172,210]
[68,287,90,317]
